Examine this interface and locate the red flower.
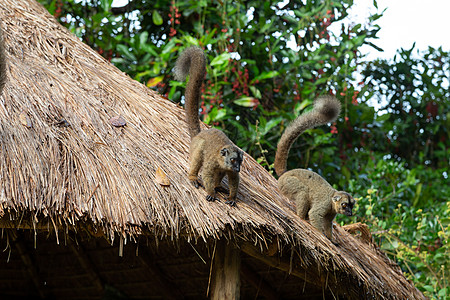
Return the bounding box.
[352,90,359,105]
[330,125,338,134]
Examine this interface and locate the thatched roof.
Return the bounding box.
[0,1,425,299]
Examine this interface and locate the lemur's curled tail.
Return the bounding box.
[174,46,206,139]
[274,96,341,177]
[0,24,7,94]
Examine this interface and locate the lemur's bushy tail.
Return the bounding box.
[174,47,206,139]
[274,96,341,176]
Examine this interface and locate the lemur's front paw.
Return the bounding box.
[225,199,237,207]
[206,195,217,202]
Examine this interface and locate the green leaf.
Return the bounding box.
[283,15,299,24]
[142,44,158,57]
[234,97,259,107]
[147,76,164,87]
[215,108,227,121]
[241,59,256,66]
[294,99,313,114]
[116,44,136,61]
[315,77,328,85]
[391,240,399,249]
[376,113,390,122]
[366,41,384,52]
[301,69,313,79]
[352,34,366,47]
[100,0,113,12]
[438,287,448,297]
[262,117,282,134]
[152,10,163,26]
[140,53,152,65]
[162,39,177,54]
[47,0,57,15]
[423,285,434,293]
[136,70,152,79]
[202,28,217,45]
[168,85,179,100]
[412,183,422,207]
[260,20,272,33]
[249,86,261,99]
[293,10,308,18]
[342,166,351,179]
[204,108,215,124]
[91,13,104,24]
[251,70,279,83]
[139,32,149,47]
[169,90,181,101]
[210,52,231,67]
[183,35,199,46]
[369,11,385,22]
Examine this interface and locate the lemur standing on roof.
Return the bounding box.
[174,47,244,207]
[274,96,355,241]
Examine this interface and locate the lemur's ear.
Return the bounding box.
[332,195,341,202]
[220,147,229,156]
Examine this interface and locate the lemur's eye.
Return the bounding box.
[342,203,347,208]
[231,159,236,163]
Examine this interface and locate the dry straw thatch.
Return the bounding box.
[0,0,425,299]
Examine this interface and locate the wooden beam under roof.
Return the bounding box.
[8,230,48,299]
[68,239,104,294]
[210,239,241,300]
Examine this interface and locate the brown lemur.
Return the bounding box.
[174,46,244,207]
[274,96,355,241]
[0,24,7,94]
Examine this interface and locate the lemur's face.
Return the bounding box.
[332,192,355,216]
[220,146,243,173]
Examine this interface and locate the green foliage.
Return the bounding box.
[361,45,450,169]
[339,157,449,298]
[38,0,449,298]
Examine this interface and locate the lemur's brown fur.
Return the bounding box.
[0,24,7,94]
[274,96,355,241]
[175,47,243,206]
